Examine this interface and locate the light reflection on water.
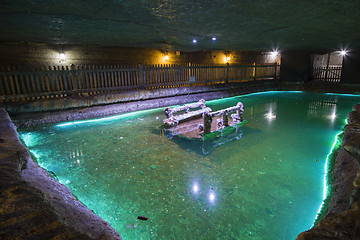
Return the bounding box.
[19,92,359,239]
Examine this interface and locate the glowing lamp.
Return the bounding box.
[212,37,216,41]
[270,51,278,58]
[340,50,347,56]
[164,55,169,61]
[192,39,197,43]
[59,53,66,61]
[225,56,231,63]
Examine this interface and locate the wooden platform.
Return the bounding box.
[165,116,241,139]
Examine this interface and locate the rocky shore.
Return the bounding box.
[0,108,122,239]
[297,104,360,239]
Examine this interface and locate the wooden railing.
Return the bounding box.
[0,63,279,102]
[311,66,342,82]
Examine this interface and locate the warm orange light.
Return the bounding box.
[164,55,169,61]
[224,56,231,63]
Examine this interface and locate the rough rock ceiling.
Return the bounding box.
[0,0,359,51]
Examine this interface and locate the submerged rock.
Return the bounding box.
[150,165,156,170]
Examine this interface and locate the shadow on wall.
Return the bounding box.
[279,50,312,83]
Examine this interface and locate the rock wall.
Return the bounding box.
[297,104,360,240]
[0,42,278,67]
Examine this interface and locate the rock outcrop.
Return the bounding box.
[297,104,360,240]
[0,108,122,240]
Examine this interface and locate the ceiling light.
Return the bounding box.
[212,37,216,41]
[164,55,169,61]
[192,39,197,43]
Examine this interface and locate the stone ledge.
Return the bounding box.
[10,81,278,127]
[3,81,277,115]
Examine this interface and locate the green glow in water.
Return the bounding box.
[56,108,161,127]
[19,92,359,239]
[314,130,343,224]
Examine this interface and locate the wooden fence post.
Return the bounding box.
[139,64,145,88]
[324,53,330,81]
[70,64,78,93]
[253,63,257,80]
[226,62,230,83]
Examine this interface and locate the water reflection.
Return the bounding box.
[307,96,338,122]
[208,191,216,204]
[190,180,218,205]
[192,182,199,194]
[69,147,84,164]
[264,111,276,121]
[264,101,277,123]
[202,126,243,154]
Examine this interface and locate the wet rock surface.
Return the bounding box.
[0,108,122,240]
[297,104,360,240]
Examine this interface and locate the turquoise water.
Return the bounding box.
[19,92,359,239]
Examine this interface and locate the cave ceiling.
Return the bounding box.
[0,0,359,51]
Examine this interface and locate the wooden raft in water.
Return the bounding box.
[163,99,246,140]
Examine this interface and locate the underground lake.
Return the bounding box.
[18,91,359,239]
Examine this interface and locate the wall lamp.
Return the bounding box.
[270,50,279,58]
[340,50,348,56]
[59,52,66,61]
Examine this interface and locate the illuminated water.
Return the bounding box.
[19,92,359,240]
